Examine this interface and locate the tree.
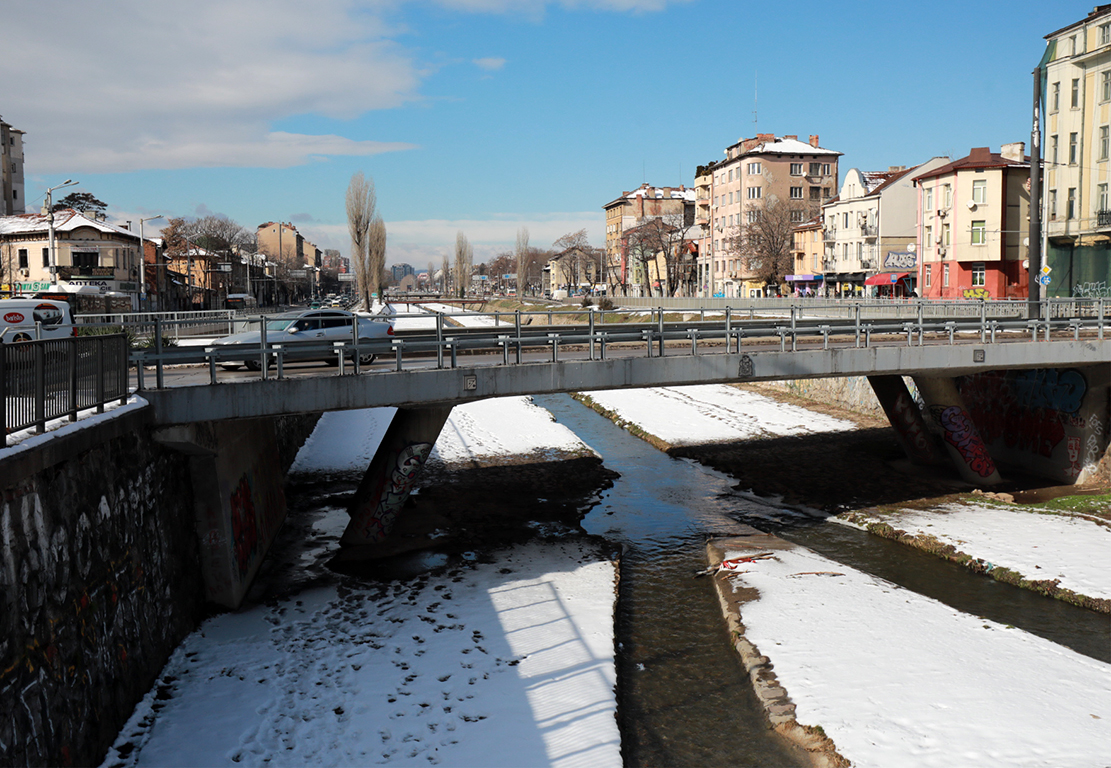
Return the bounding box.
[515,227,529,296]
[552,229,603,294]
[454,231,473,298]
[726,199,813,291]
[441,255,450,294]
[52,191,107,216]
[367,215,386,305]
[346,171,377,309]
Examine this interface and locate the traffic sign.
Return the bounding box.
[1040,264,1052,276]
[1037,274,1051,286]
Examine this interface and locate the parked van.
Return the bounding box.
[0,299,76,343]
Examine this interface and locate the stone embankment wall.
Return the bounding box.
[0,408,318,768]
[756,375,887,419]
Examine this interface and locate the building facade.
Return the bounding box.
[788,216,824,295]
[914,145,1030,300]
[1042,4,1111,298]
[1,116,26,216]
[706,134,840,297]
[603,185,695,296]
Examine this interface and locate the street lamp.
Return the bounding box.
[42,179,78,291]
[138,214,163,311]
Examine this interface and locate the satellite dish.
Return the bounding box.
[966,200,977,210]
[1023,237,1030,247]
[907,243,916,252]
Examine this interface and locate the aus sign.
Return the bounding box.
[883,251,917,269]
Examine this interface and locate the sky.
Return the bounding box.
[3,0,1079,268]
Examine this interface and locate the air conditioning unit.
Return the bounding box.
[938,208,948,217]
[18,268,29,278]
[937,246,946,256]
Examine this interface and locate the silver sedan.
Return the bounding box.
[212,309,394,370]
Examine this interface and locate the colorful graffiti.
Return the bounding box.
[228,471,285,579]
[962,287,991,300]
[357,441,434,542]
[938,406,997,477]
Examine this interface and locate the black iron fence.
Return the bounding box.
[1,334,130,445]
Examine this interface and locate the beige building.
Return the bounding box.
[0,209,142,304]
[706,133,840,297]
[788,216,824,295]
[914,145,1030,300]
[1,116,26,216]
[257,221,319,267]
[603,184,695,296]
[1042,4,1111,297]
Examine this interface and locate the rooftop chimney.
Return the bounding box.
[1000,142,1026,162]
[968,147,992,163]
[809,135,820,148]
[784,135,798,141]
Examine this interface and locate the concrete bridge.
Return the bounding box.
[127,307,1111,608]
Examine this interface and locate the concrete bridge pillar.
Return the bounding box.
[342,405,454,546]
[867,375,945,466]
[912,376,1003,486]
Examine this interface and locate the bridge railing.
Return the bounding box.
[77,310,239,340]
[2,334,130,445]
[124,297,1108,386]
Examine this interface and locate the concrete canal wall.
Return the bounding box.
[0,407,318,768]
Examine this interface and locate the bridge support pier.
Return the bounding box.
[153,418,290,608]
[867,375,945,466]
[341,405,454,546]
[911,376,1003,486]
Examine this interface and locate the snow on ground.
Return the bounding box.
[290,397,592,475]
[104,540,618,768]
[580,384,855,445]
[416,303,497,327]
[1,394,146,453]
[724,544,1111,768]
[839,501,1111,602]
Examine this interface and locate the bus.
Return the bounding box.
[226,293,259,313]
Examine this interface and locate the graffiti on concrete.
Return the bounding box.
[958,368,1101,479]
[883,251,917,269]
[1072,281,1110,298]
[228,471,284,579]
[890,390,936,461]
[357,441,434,542]
[962,287,991,300]
[938,406,997,477]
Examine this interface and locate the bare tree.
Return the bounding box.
[441,254,450,294]
[515,227,529,296]
[726,199,813,291]
[367,215,386,305]
[453,232,473,298]
[346,171,377,309]
[551,229,603,295]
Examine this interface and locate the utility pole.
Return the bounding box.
[1029,67,1043,319]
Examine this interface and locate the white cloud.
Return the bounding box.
[473,57,508,71]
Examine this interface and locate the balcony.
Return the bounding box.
[1098,209,1111,227]
[860,224,877,238]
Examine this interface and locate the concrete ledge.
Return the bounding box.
[706,536,850,768]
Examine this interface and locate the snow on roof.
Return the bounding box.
[737,137,841,157]
[0,209,140,239]
[625,186,696,202]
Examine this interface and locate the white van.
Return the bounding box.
[0,299,76,344]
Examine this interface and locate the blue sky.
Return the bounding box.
[4,0,1077,266]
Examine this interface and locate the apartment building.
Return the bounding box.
[821,158,950,297]
[603,184,695,295]
[1,116,26,216]
[1042,4,1111,297]
[706,134,840,297]
[914,145,1030,300]
[787,216,824,295]
[257,221,319,267]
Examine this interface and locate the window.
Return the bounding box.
[747,186,762,199]
[972,179,987,203]
[790,186,803,199]
[942,184,952,209]
[823,188,831,199]
[747,162,761,175]
[924,187,933,212]
[17,248,27,269]
[790,210,805,222]
[924,225,933,247]
[790,163,804,176]
[925,265,932,288]
[1068,187,1077,219]
[971,220,986,245]
[809,162,821,175]
[1102,126,1109,160]
[971,263,986,287]
[1100,183,1109,212]
[1101,23,1110,45]
[72,251,98,272]
[1071,35,1077,56]
[843,212,850,228]
[1052,82,1060,112]
[1069,133,1078,164]
[1049,189,1057,219]
[747,210,759,223]
[1104,71,1111,102]
[943,263,950,288]
[728,169,734,181]
[41,247,49,268]
[1072,78,1080,108]
[1051,134,1058,165]
[942,223,951,245]
[810,187,821,201]
[822,163,831,176]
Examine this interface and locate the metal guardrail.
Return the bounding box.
[126,298,1109,386]
[2,334,130,445]
[78,310,239,339]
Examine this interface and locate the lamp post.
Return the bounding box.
[42,179,78,291]
[138,214,163,311]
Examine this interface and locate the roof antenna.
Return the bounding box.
[753,71,758,133]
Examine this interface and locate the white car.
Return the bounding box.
[213,309,394,370]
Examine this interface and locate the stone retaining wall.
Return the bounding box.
[0,407,318,767]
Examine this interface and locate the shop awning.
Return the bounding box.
[785,274,824,282]
[865,272,910,286]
